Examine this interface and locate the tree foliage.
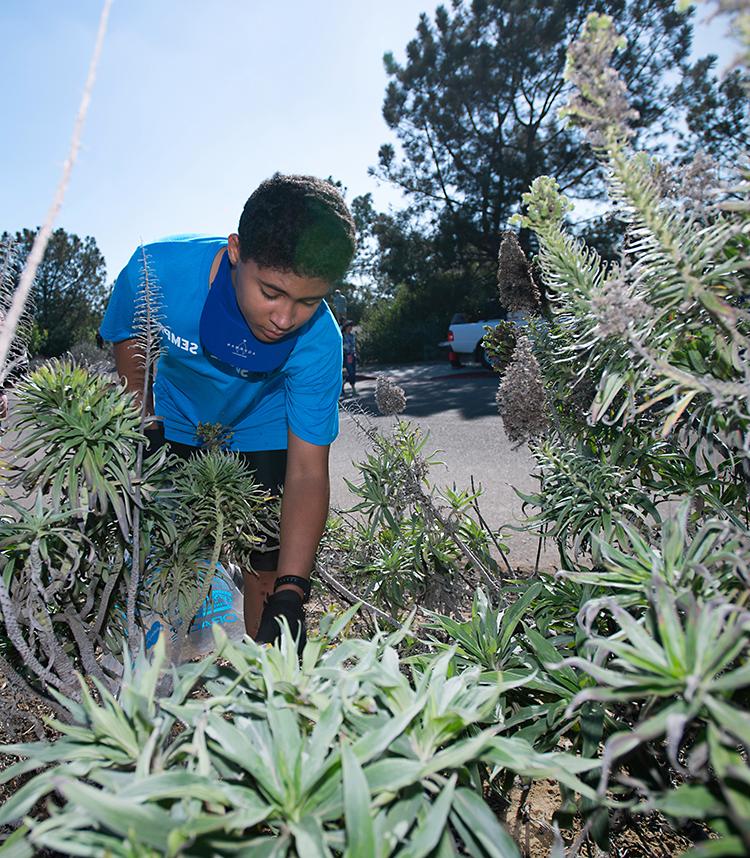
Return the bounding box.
[374,0,701,268]
[673,55,750,172]
[355,0,749,359]
[2,227,108,357]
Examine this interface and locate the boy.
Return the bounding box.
[100,174,356,651]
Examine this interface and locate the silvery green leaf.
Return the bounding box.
[681,836,747,857]
[394,774,456,858]
[380,792,424,853]
[0,824,33,858]
[322,601,363,640]
[351,701,425,766]
[55,778,175,851]
[450,788,520,857]
[705,696,750,748]
[421,728,500,777]
[362,759,426,795]
[0,764,89,826]
[483,737,599,799]
[639,783,726,820]
[302,700,344,792]
[205,713,282,801]
[342,741,377,858]
[289,815,333,858]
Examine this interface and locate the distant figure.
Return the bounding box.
[96,332,104,350]
[332,289,347,325]
[341,320,357,396]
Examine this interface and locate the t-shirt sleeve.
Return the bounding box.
[285,325,342,446]
[99,250,141,342]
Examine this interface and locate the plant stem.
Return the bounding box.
[315,563,401,628]
[172,509,224,664]
[470,474,514,578]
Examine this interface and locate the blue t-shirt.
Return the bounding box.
[100,234,342,451]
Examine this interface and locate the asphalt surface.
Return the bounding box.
[330,361,558,572]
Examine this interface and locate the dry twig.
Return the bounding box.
[0,0,112,373]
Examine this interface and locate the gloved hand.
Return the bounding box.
[255,589,307,655]
[143,424,164,454]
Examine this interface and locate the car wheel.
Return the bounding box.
[476,345,492,369]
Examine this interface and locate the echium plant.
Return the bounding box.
[0,620,606,857]
[494,7,750,853]
[323,386,508,616]
[0,251,276,729]
[501,6,750,563]
[558,13,750,446]
[0,236,34,390]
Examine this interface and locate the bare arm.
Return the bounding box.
[113,338,155,426]
[275,429,330,596]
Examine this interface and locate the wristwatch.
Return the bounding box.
[274,575,311,603]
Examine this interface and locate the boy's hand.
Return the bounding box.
[255,590,307,655]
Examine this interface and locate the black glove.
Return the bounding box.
[255,590,307,654]
[144,424,164,454]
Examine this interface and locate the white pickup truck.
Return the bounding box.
[441,312,503,368]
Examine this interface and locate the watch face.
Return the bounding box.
[199,253,298,373]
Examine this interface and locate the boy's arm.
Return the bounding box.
[113,339,156,427]
[275,429,331,597]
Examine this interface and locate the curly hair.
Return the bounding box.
[238,174,356,283]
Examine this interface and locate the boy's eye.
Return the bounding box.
[262,290,278,301]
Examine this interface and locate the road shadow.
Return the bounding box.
[347,370,499,421]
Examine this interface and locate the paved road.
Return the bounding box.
[330,362,558,572]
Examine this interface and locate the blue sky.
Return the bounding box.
[0,1,737,281]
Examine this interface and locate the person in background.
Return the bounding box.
[341,320,357,397]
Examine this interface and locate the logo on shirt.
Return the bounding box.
[162,324,199,355]
[228,338,256,359]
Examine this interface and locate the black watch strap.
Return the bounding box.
[274,575,311,603]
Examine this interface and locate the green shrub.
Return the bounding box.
[480,10,750,852]
[0,359,274,721]
[0,620,602,857]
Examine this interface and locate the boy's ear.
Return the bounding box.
[227,233,241,264]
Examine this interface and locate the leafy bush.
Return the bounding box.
[478,9,750,852]
[0,619,603,857]
[0,358,275,728]
[358,287,448,364]
[323,419,507,614]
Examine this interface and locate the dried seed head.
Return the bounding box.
[496,335,549,444]
[653,151,721,214]
[497,231,541,313]
[679,151,722,212]
[0,235,34,387]
[591,275,651,338]
[561,13,639,148]
[375,374,407,416]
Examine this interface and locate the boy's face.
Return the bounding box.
[227,233,329,343]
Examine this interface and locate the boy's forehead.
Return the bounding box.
[250,262,330,299]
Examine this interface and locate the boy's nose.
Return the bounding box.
[270,306,294,331]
